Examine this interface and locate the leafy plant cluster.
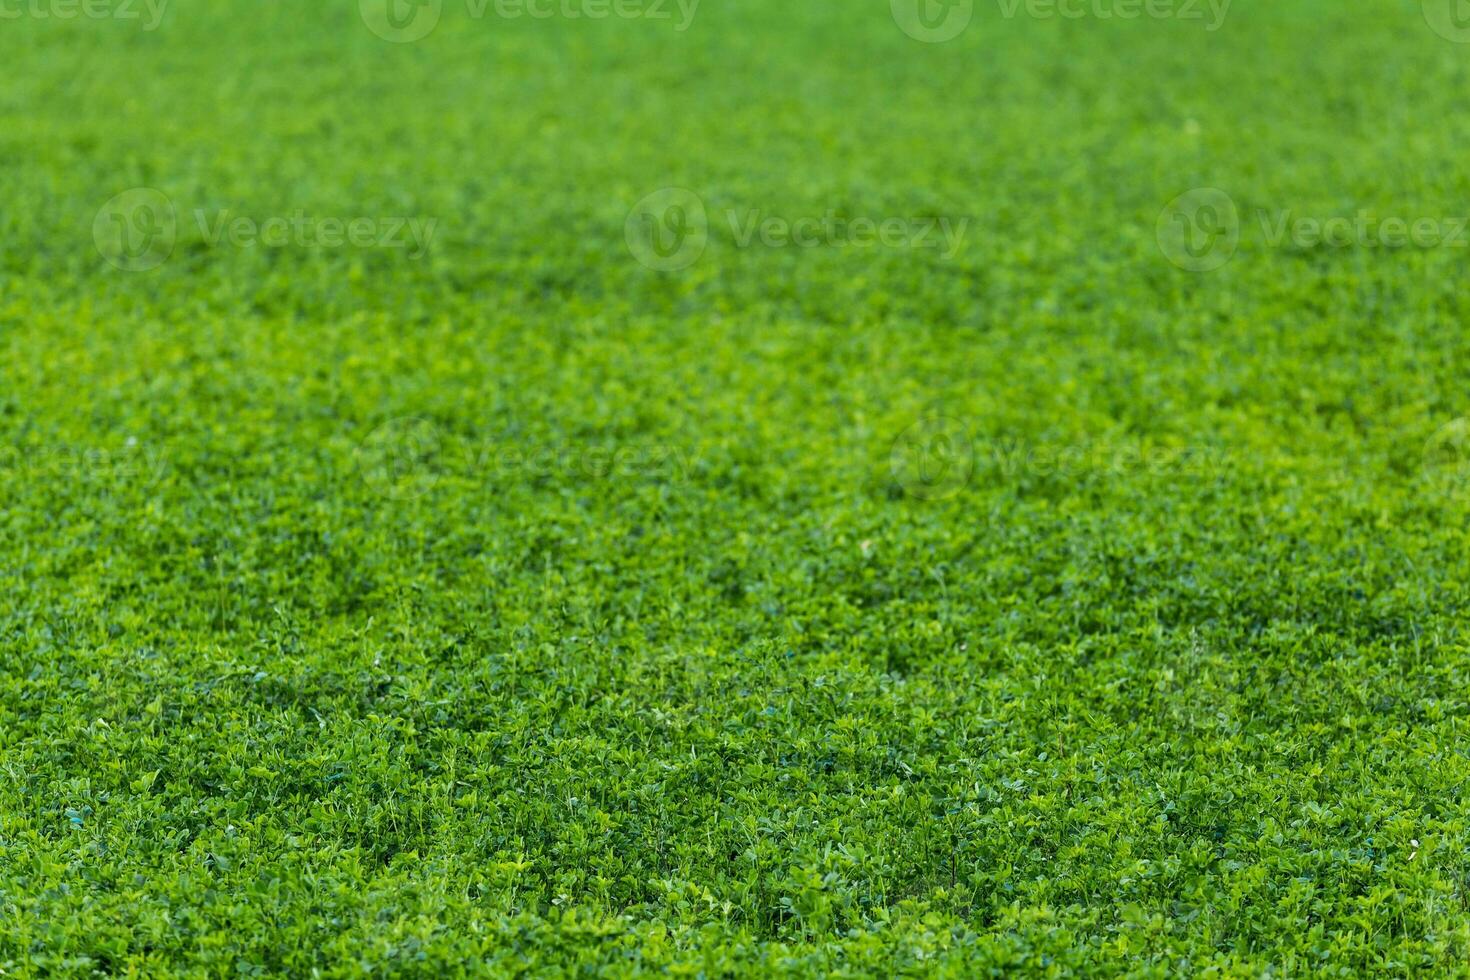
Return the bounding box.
[3,1,1470,975]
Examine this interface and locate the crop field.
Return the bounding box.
[4,0,1470,975]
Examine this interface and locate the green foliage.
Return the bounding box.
[3,1,1470,975]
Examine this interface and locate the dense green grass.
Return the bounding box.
[5,0,1470,974]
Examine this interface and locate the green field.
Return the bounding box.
[5,0,1470,974]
